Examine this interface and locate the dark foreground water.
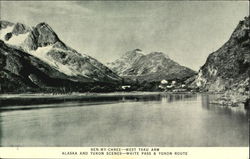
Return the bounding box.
[0,93,248,146]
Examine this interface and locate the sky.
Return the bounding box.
[0,1,249,71]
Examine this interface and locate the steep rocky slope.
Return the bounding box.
[0,40,119,93]
[107,49,196,82]
[0,21,121,84]
[194,16,250,107]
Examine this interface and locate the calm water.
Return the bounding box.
[0,94,248,146]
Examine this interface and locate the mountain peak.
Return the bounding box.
[108,49,195,80]
[33,22,59,47]
[230,16,249,42]
[130,48,143,53]
[0,20,14,29]
[133,48,142,52]
[242,16,249,27]
[122,48,144,58]
[35,22,53,30]
[148,51,169,58]
[35,22,56,34]
[12,22,31,35]
[0,20,60,49]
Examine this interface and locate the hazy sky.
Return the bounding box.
[0,1,249,71]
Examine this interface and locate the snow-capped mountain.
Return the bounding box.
[0,20,121,83]
[107,49,196,81]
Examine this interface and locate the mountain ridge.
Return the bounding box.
[0,20,121,83]
[107,49,196,82]
[194,16,249,90]
[192,16,250,106]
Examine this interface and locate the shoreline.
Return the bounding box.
[0,91,196,98]
[0,91,248,110]
[0,91,196,109]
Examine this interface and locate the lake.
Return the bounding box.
[0,93,248,146]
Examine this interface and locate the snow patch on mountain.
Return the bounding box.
[33,45,53,55]
[0,25,14,40]
[6,32,30,46]
[29,45,92,78]
[30,45,76,76]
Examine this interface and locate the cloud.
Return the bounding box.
[1,1,93,22]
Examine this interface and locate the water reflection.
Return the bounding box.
[201,95,248,116]
[0,93,197,111]
[0,93,248,147]
[161,94,198,103]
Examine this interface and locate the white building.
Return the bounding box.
[161,79,168,84]
[122,85,131,90]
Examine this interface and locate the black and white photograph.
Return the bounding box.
[0,0,249,158]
